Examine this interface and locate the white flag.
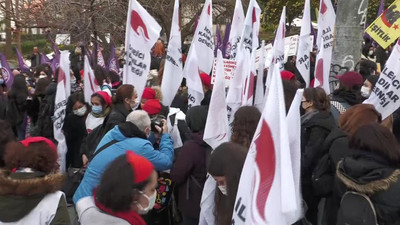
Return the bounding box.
[232,65,297,225]
[84,55,101,104]
[199,50,230,225]
[364,40,400,120]
[254,40,265,111]
[161,0,183,106]
[226,0,260,125]
[314,0,336,94]
[204,50,229,149]
[241,52,256,106]
[313,37,330,94]
[296,0,311,87]
[265,7,286,95]
[183,0,214,107]
[53,51,71,173]
[123,0,161,102]
[228,0,245,59]
[240,0,261,53]
[286,89,305,222]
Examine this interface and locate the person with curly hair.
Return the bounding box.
[230,106,261,149]
[0,137,70,224]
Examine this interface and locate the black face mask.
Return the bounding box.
[300,104,306,116]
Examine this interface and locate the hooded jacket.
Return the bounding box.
[0,170,70,225]
[73,122,174,204]
[337,152,400,225]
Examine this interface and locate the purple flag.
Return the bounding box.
[0,53,14,88]
[310,22,317,48]
[222,23,231,58]
[214,24,223,57]
[41,53,51,65]
[49,37,60,55]
[378,0,385,16]
[15,47,30,72]
[107,44,120,74]
[51,52,60,73]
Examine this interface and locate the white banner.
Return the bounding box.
[364,40,400,120]
[123,0,161,102]
[161,0,183,106]
[53,51,71,172]
[254,40,266,111]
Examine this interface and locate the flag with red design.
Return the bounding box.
[183,0,213,108]
[84,55,101,104]
[161,0,183,106]
[232,65,298,225]
[254,40,265,111]
[296,0,312,87]
[314,0,335,94]
[53,51,71,173]
[241,52,256,106]
[123,0,161,103]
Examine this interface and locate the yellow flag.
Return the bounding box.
[366,0,400,49]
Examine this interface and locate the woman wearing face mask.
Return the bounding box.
[360,75,379,99]
[85,91,112,133]
[207,142,247,225]
[107,84,138,128]
[62,92,89,169]
[300,87,335,224]
[77,151,158,225]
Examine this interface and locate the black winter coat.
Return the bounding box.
[170,133,209,219]
[63,113,87,168]
[106,103,130,129]
[336,152,400,225]
[301,111,335,224]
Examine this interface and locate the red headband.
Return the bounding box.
[126,151,154,183]
[20,137,57,152]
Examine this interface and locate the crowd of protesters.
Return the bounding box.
[0,36,399,225]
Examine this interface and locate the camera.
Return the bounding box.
[151,115,165,133]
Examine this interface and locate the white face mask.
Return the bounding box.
[130,99,139,110]
[73,105,87,116]
[369,50,374,56]
[71,77,76,84]
[39,75,47,79]
[218,185,228,196]
[136,190,157,215]
[361,86,371,98]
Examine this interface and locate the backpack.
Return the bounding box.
[337,191,378,225]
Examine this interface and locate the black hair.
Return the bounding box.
[66,92,87,115]
[96,154,151,212]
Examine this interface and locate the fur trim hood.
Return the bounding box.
[337,155,400,195]
[0,169,65,196]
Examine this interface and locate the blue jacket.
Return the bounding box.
[73,124,174,204]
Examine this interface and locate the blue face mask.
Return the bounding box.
[0,79,4,85]
[92,105,103,114]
